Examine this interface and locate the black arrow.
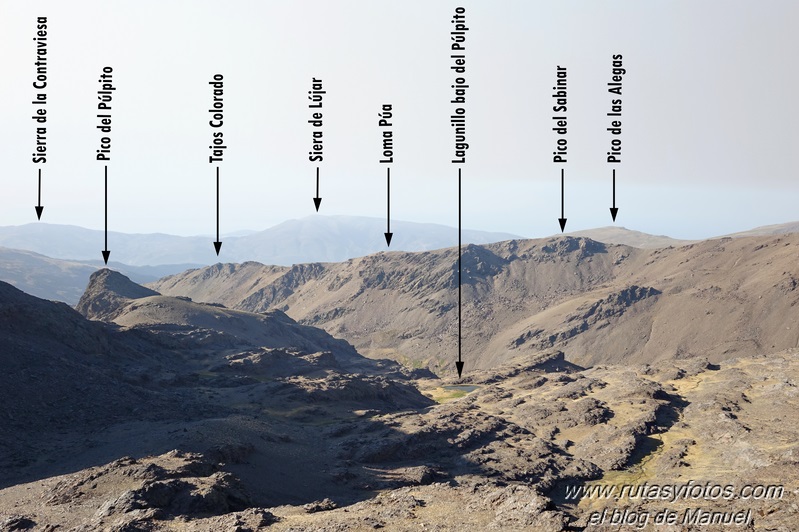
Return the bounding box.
[384,167,393,246]
[213,166,222,255]
[456,167,464,379]
[313,167,322,211]
[609,168,619,221]
[558,168,567,232]
[102,166,110,264]
[35,169,44,220]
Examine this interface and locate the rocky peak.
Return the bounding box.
[76,268,160,321]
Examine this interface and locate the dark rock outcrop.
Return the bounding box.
[76,268,160,321]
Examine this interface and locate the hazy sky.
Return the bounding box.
[1,1,797,240]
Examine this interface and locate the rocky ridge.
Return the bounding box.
[151,234,799,373]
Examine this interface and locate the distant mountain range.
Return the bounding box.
[3,218,799,306]
[0,216,521,267]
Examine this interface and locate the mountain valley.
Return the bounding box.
[1,230,798,530]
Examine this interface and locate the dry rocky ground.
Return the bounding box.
[1,234,798,530]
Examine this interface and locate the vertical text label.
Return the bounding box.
[208,74,226,163]
[31,17,48,164]
[96,66,114,161]
[308,78,325,162]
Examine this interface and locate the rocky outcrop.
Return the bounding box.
[76,268,160,321]
[42,451,257,529]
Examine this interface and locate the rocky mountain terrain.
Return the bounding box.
[2,230,799,530]
[0,271,441,527]
[2,276,797,529]
[151,233,799,375]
